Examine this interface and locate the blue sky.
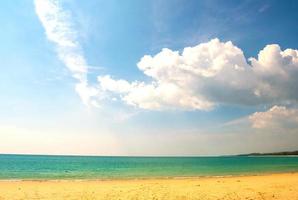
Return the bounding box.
[0,0,298,155]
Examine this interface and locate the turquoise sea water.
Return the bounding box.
[0,154,298,180]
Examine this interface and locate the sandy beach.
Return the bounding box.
[0,173,297,200]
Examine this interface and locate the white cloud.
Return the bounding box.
[98,39,298,110]
[249,106,298,129]
[35,0,99,106]
[98,75,133,93]
[250,45,298,103]
[35,1,298,111]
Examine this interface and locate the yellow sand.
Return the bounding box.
[0,173,297,200]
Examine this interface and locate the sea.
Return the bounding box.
[0,154,298,180]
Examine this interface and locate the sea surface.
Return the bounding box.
[0,154,298,180]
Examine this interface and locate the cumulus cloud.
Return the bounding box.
[98,39,298,110]
[249,106,298,129]
[35,1,298,111]
[250,45,298,103]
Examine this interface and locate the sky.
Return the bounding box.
[0,0,298,156]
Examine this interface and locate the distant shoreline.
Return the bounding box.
[1,150,298,157]
[237,150,298,156]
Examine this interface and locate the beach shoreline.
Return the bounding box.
[0,172,297,200]
[0,171,297,182]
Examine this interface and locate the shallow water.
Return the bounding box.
[0,154,298,179]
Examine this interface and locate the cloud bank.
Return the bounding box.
[35,0,298,111]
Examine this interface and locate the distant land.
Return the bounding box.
[238,150,298,156]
